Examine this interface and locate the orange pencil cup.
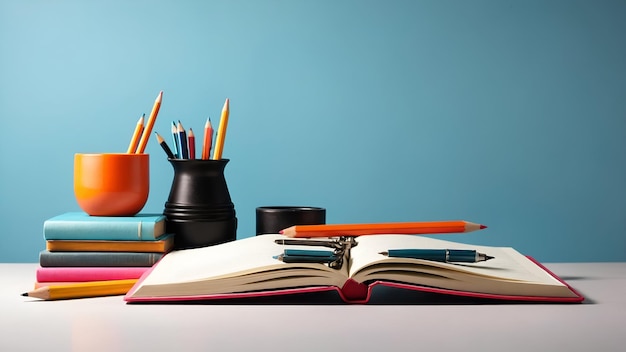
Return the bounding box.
[74,153,149,216]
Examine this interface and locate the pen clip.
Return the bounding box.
[274,236,357,269]
[274,236,357,251]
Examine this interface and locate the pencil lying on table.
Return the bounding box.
[22,279,138,300]
[279,221,487,238]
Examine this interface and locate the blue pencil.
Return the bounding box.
[177,120,189,159]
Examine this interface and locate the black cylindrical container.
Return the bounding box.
[164,159,237,249]
[256,206,326,235]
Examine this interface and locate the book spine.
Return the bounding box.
[39,251,164,267]
[36,266,150,282]
[45,240,169,253]
[43,220,162,241]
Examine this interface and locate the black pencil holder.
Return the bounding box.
[256,206,326,235]
[164,159,237,249]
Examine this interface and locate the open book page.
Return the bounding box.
[133,235,347,297]
[348,235,576,297]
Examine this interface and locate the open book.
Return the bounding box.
[124,234,583,303]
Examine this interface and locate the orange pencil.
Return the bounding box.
[212,98,229,160]
[202,118,213,160]
[126,114,144,153]
[188,127,196,159]
[280,221,487,238]
[135,91,163,154]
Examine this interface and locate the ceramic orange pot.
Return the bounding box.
[74,153,149,216]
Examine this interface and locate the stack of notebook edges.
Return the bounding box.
[35,212,173,289]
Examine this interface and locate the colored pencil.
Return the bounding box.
[188,127,196,159]
[155,132,175,159]
[171,121,180,158]
[212,98,230,160]
[177,120,189,159]
[126,114,144,154]
[135,91,163,154]
[202,118,213,160]
[279,221,488,238]
[22,279,138,300]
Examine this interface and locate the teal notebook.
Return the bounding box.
[43,212,166,241]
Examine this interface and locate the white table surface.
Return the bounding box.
[2,263,625,352]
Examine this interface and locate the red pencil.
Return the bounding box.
[202,118,213,160]
[188,128,196,159]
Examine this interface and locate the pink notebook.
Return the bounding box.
[37,266,150,282]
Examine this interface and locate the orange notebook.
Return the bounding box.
[46,234,174,253]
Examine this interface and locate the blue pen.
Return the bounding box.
[379,249,494,263]
[274,254,338,264]
[283,249,336,258]
[274,249,338,264]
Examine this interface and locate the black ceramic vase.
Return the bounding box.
[164,159,237,249]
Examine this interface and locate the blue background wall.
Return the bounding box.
[1,0,625,263]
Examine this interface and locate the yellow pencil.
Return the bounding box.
[212,98,230,160]
[135,91,163,154]
[126,114,145,153]
[22,279,138,300]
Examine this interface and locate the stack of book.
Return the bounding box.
[36,212,173,290]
